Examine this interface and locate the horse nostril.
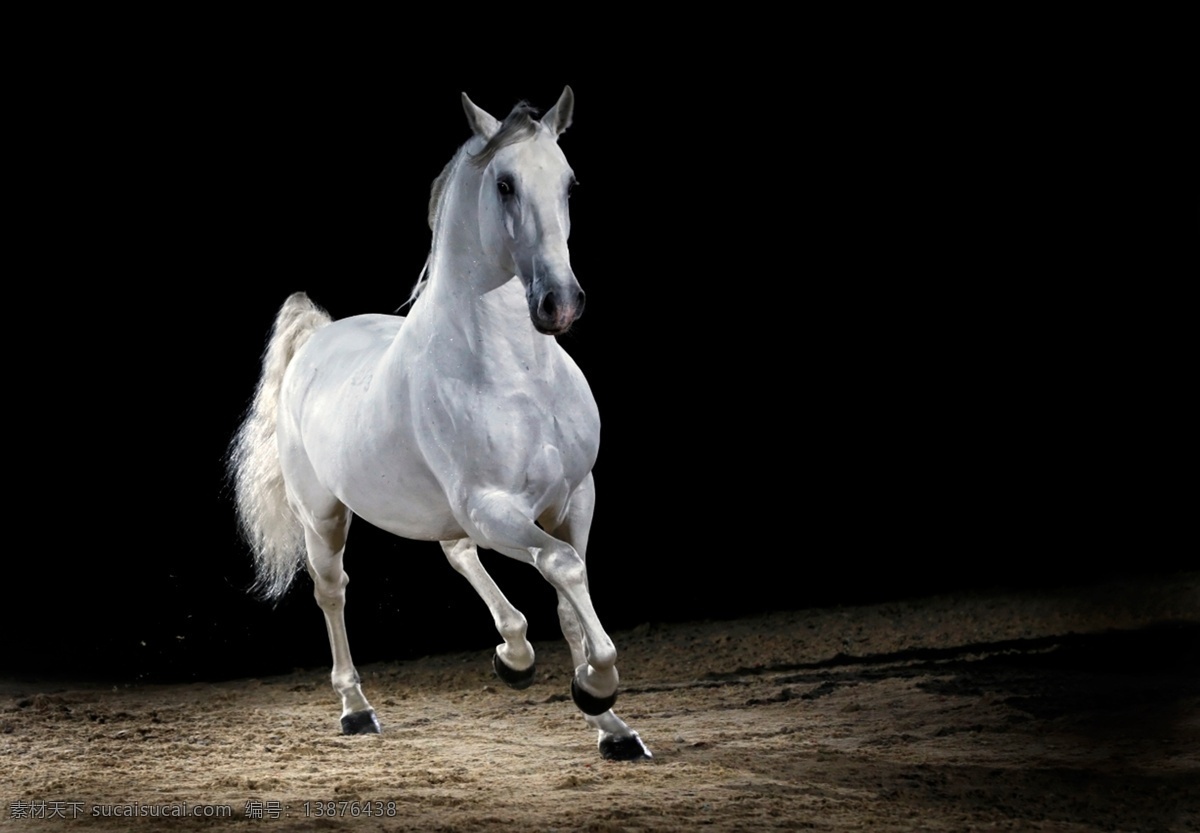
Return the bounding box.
[541,291,558,320]
[575,289,586,316]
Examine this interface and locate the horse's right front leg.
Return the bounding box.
[303,516,380,735]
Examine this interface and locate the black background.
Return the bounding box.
[10,57,1191,685]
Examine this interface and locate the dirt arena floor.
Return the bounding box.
[3,572,1196,831]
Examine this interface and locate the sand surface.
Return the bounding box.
[3,573,1197,831]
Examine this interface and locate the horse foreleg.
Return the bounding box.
[546,476,651,760]
[440,538,536,688]
[304,521,379,735]
[470,497,614,691]
[554,590,650,759]
[466,488,647,759]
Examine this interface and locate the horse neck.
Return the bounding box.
[411,150,558,376]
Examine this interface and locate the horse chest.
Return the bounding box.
[420,375,599,488]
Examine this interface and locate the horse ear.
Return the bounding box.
[462,92,500,139]
[541,86,574,136]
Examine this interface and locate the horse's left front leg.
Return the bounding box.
[545,474,651,761]
[554,590,649,760]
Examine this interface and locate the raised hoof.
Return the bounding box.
[492,652,536,690]
[340,709,381,735]
[600,732,653,762]
[571,676,617,716]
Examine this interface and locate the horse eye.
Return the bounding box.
[497,177,514,198]
[568,179,578,198]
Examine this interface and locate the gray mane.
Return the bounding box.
[427,153,458,231]
[468,101,539,169]
[408,102,542,307]
[428,102,542,231]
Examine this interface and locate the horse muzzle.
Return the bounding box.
[529,281,586,335]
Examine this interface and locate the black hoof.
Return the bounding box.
[341,709,381,735]
[492,652,536,690]
[600,733,653,761]
[571,676,617,716]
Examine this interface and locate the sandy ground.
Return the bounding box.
[3,572,1197,832]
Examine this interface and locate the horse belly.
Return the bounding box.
[336,456,463,542]
[310,405,466,542]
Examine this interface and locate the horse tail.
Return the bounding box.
[229,292,332,599]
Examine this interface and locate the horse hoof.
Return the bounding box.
[600,732,653,762]
[492,652,536,690]
[571,676,617,716]
[341,709,381,735]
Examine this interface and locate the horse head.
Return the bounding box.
[463,86,584,336]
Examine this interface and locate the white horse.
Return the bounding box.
[230,87,650,760]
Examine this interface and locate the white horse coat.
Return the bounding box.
[231,87,649,760]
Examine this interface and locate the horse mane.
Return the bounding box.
[405,148,465,307]
[406,102,542,306]
[426,158,452,231]
[468,101,539,168]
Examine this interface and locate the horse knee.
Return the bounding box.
[534,546,586,589]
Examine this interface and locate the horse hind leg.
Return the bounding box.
[441,538,536,689]
[302,511,380,735]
